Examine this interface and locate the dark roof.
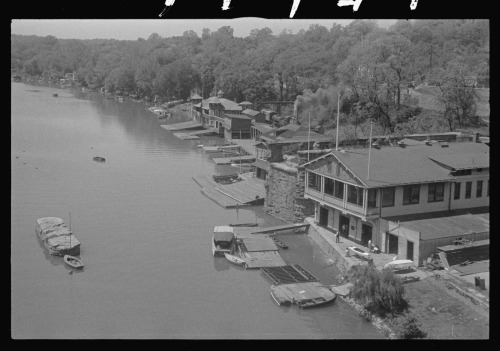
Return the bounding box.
[428,153,489,170]
[252,123,275,133]
[224,113,251,120]
[303,142,489,188]
[242,109,262,116]
[214,231,234,242]
[194,97,242,111]
[387,212,489,241]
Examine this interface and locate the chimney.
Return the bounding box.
[474,132,480,143]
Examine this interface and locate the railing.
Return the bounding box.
[305,188,379,218]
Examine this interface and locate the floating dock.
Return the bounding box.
[212,155,256,165]
[192,175,265,208]
[173,129,216,140]
[270,282,337,308]
[260,264,319,285]
[161,121,204,131]
[233,230,287,269]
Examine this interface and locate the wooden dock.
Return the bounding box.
[243,251,287,269]
[161,121,203,131]
[173,129,216,140]
[193,175,265,208]
[212,155,256,165]
[252,223,310,235]
[270,282,337,308]
[260,264,319,285]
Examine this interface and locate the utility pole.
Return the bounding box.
[367,121,373,181]
[336,89,340,150]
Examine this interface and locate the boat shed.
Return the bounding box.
[380,210,489,266]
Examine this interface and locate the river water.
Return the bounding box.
[11,82,381,339]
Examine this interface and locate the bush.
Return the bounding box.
[392,313,427,339]
[349,265,408,317]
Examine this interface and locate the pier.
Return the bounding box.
[173,129,216,140]
[212,155,256,165]
[161,121,203,131]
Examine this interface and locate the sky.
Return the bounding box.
[11,19,397,40]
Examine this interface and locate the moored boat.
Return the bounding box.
[224,253,246,267]
[64,254,84,269]
[212,226,234,257]
[36,217,80,256]
[93,156,106,162]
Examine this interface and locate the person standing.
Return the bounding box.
[368,239,372,252]
[336,231,340,243]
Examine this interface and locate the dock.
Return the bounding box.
[161,121,203,131]
[193,175,265,208]
[260,264,319,285]
[270,282,337,308]
[212,155,256,165]
[173,129,216,140]
[232,230,287,269]
[251,223,310,235]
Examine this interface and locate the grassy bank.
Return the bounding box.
[387,277,489,339]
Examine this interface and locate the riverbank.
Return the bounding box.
[305,217,489,339]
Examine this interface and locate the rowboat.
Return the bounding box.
[272,237,288,249]
[348,246,371,259]
[93,156,106,162]
[63,254,84,269]
[384,259,415,271]
[297,295,337,309]
[224,253,246,267]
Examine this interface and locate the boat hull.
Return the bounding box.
[63,255,84,269]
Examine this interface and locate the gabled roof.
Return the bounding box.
[302,142,489,188]
[190,93,202,99]
[194,97,242,111]
[224,113,251,120]
[242,109,262,116]
[428,153,489,170]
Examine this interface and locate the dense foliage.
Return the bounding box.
[12,20,489,132]
[391,313,428,339]
[348,265,408,317]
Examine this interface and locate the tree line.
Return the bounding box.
[11,19,489,134]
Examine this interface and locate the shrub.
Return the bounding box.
[392,313,427,339]
[349,265,408,317]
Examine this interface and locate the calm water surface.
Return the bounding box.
[11,82,382,339]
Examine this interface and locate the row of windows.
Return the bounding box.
[309,172,489,208]
[454,180,489,199]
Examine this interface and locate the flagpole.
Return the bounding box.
[308,112,311,161]
[336,89,340,151]
[367,121,373,180]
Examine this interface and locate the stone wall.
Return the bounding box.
[264,162,315,223]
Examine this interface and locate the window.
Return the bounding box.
[454,182,461,200]
[451,169,472,176]
[465,181,472,199]
[428,183,445,202]
[347,185,363,207]
[403,185,420,205]
[382,187,395,207]
[368,189,378,208]
[476,180,483,198]
[308,172,321,191]
[324,178,334,196]
[334,180,344,199]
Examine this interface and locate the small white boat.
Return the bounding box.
[384,259,415,271]
[348,246,371,259]
[224,253,246,267]
[63,254,84,269]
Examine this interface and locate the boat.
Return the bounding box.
[224,253,246,267]
[212,227,235,256]
[52,92,58,97]
[348,246,371,259]
[93,156,106,162]
[297,295,337,309]
[272,237,288,249]
[63,254,84,269]
[270,282,337,309]
[384,259,415,272]
[36,217,80,256]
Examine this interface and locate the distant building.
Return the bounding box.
[192,95,242,134]
[224,113,252,140]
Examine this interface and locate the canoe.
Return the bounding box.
[63,254,84,269]
[224,253,246,267]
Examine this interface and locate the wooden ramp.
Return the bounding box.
[214,177,265,205]
[212,155,256,165]
[161,121,203,131]
[260,264,319,285]
[252,223,310,234]
[243,251,286,269]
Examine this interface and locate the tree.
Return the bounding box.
[392,313,427,339]
[433,58,480,129]
[349,265,408,317]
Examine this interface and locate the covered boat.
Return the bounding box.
[212,227,234,256]
[384,259,416,271]
[36,217,80,256]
